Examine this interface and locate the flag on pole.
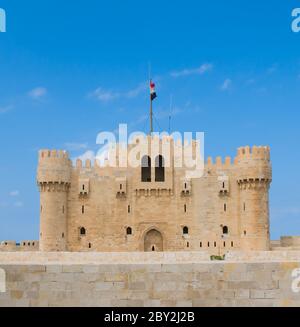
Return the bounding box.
[150,80,157,101]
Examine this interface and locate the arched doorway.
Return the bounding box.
[144,229,163,252]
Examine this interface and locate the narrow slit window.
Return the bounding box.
[82,205,85,214]
[224,203,227,212]
[200,242,202,248]
[128,205,131,213]
[184,204,187,213]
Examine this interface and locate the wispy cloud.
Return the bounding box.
[9,190,19,197]
[272,207,300,216]
[89,87,120,102]
[89,81,149,103]
[28,87,47,100]
[64,142,89,151]
[125,82,148,98]
[267,64,278,75]
[76,150,96,162]
[14,201,24,208]
[170,63,213,78]
[0,105,13,114]
[220,78,232,91]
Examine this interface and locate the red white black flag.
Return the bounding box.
[150,80,157,101]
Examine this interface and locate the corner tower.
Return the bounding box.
[37,150,72,251]
[236,146,272,251]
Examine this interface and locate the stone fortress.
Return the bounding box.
[2,134,300,307]
[1,135,300,254]
[36,137,273,254]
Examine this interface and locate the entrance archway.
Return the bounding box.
[144,229,163,252]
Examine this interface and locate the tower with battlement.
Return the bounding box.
[35,138,272,253]
[37,150,72,251]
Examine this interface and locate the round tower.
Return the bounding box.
[235,146,272,251]
[37,150,72,251]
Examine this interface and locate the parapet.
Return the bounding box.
[37,149,72,185]
[236,146,270,162]
[235,145,272,183]
[206,156,232,169]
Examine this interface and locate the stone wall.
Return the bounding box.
[0,252,300,307]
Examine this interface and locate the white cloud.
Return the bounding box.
[220,78,232,91]
[267,64,278,74]
[89,87,120,102]
[14,201,23,208]
[125,82,148,98]
[9,190,19,197]
[0,105,13,114]
[272,207,300,216]
[64,142,89,151]
[28,87,47,100]
[75,150,96,162]
[170,63,213,78]
[89,81,149,103]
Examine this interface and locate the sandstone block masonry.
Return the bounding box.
[0,252,299,307]
[36,137,272,253]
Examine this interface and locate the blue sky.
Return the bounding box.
[0,0,300,240]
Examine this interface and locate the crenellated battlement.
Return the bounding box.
[206,156,233,169]
[75,159,93,169]
[39,149,69,160]
[236,145,270,162]
[37,149,72,185]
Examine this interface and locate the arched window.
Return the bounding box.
[183,226,189,235]
[126,227,132,235]
[141,155,151,182]
[155,155,165,182]
[223,226,229,234]
[80,227,86,236]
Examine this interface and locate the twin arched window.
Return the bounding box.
[141,156,151,182]
[141,155,165,182]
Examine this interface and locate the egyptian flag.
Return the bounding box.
[150,80,157,101]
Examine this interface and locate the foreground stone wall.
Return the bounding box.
[0,252,300,307]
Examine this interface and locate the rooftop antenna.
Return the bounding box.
[168,94,173,134]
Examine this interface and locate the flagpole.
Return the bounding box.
[148,63,153,135]
[150,87,153,135]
